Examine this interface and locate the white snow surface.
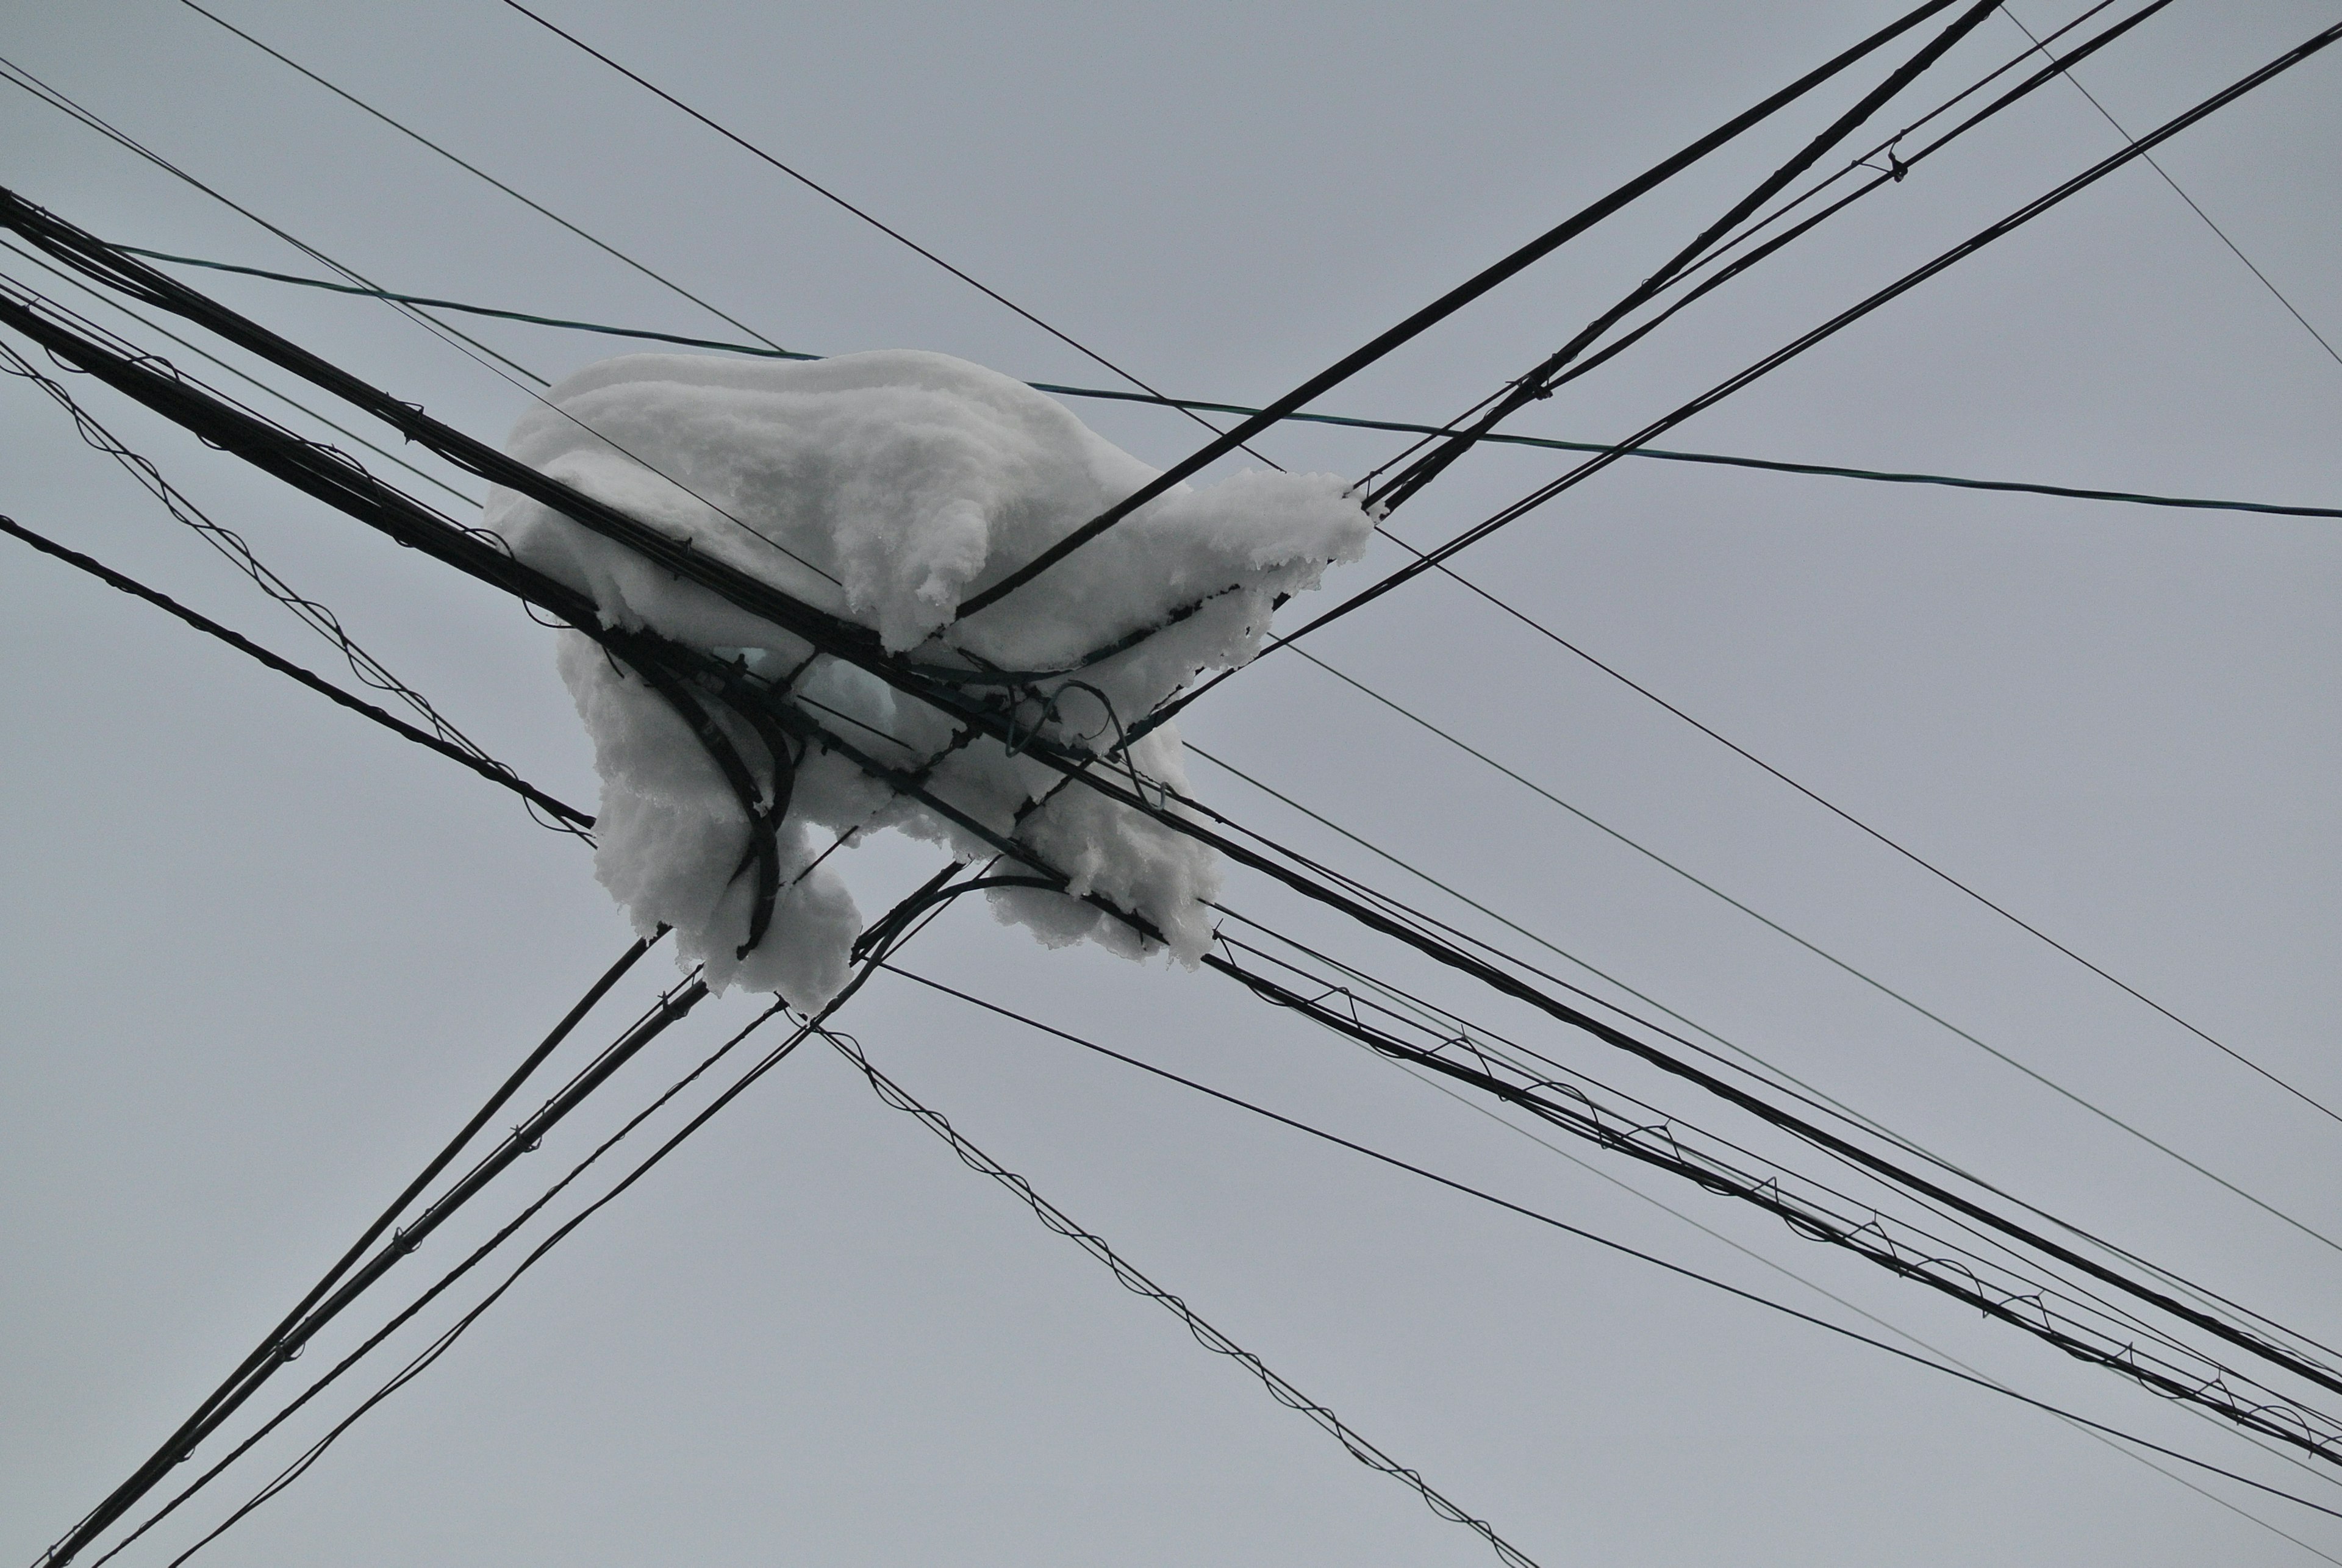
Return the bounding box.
[488,350,1371,1004]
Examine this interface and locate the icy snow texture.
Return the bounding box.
[489,350,1370,1004]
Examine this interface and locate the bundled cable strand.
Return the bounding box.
[9,234,2336,1452]
[1208,922,2342,1400]
[824,1026,1546,1568]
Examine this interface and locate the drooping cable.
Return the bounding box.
[106,241,2342,522]
[949,0,1983,618]
[873,964,2342,1524]
[0,514,593,830]
[823,1022,1549,1568]
[1261,22,2342,652]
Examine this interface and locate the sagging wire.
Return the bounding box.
[1200,945,2342,1467]
[17,210,2340,1434]
[109,865,997,1568]
[824,1025,1549,1568]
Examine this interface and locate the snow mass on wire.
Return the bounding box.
[488,349,1372,1004]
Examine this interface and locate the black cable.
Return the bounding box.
[126,870,979,1568]
[0,514,593,830]
[486,0,1286,470]
[823,1022,1547,1568]
[949,0,1980,618]
[1370,0,2014,514]
[876,963,2342,1522]
[1273,21,2342,650]
[11,227,2331,1416]
[35,970,707,1568]
[1375,0,2179,504]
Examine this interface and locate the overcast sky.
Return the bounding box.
[4,2,2339,1564]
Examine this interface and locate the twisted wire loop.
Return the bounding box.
[825,1028,1547,1568]
[0,333,591,844]
[1207,947,2342,1464]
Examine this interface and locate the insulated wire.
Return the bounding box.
[1205,660,2342,1171]
[1203,915,2342,1398]
[0,57,843,590]
[37,50,2328,1149]
[825,1021,1547,1568]
[1999,4,2342,368]
[949,0,1985,617]
[105,243,2342,523]
[0,237,482,508]
[19,205,2337,1430]
[480,0,1284,468]
[77,245,2340,1142]
[1178,725,2342,1261]
[1269,23,2342,649]
[873,964,2342,1528]
[0,515,594,829]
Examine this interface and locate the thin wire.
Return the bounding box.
[0,515,593,829]
[110,243,2342,523]
[139,884,989,1568]
[825,1023,1548,1568]
[1266,22,2342,652]
[2000,4,2342,368]
[874,966,2342,1525]
[484,0,1284,469]
[173,0,790,354]
[950,0,1983,618]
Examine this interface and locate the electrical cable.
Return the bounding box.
[485,0,1287,468]
[10,234,2332,1425]
[34,967,708,1568]
[1999,4,2342,370]
[107,242,2341,523]
[123,870,1009,1568]
[1,235,482,509]
[1368,0,2016,514]
[1369,0,2180,490]
[1266,22,2342,651]
[0,514,593,830]
[873,962,2342,1524]
[822,1021,1549,1568]
[948,0,1984,618]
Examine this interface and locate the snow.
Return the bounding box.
[487,350,1370,1004]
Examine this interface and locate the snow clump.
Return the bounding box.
[487,350,1370,1007]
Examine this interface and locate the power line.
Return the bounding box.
[950,0,1982,618]
[485,0,1285,468]
[2000,3,2342,370]
[1261,21,2342,657]
[173,0,793,357]
[13,221,2332,1426]
[107,243,2342,523]
[35,964,707,1568]
[0,514,593,830]
[823,1020,1548,1568]
[1369,0,2018,514]
[876,964,2342,1525]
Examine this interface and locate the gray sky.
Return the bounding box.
[4,2,2338,1563]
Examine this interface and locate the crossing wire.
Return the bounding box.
[950,0,1983,617]
[102,243,2342,523]
[0,515,593,829]
[1260,21,2342,651]
[2000,4,2342,370]
[11,213,2337,1434]
[875,963,2342,1528]
[22,25,2330,1150]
